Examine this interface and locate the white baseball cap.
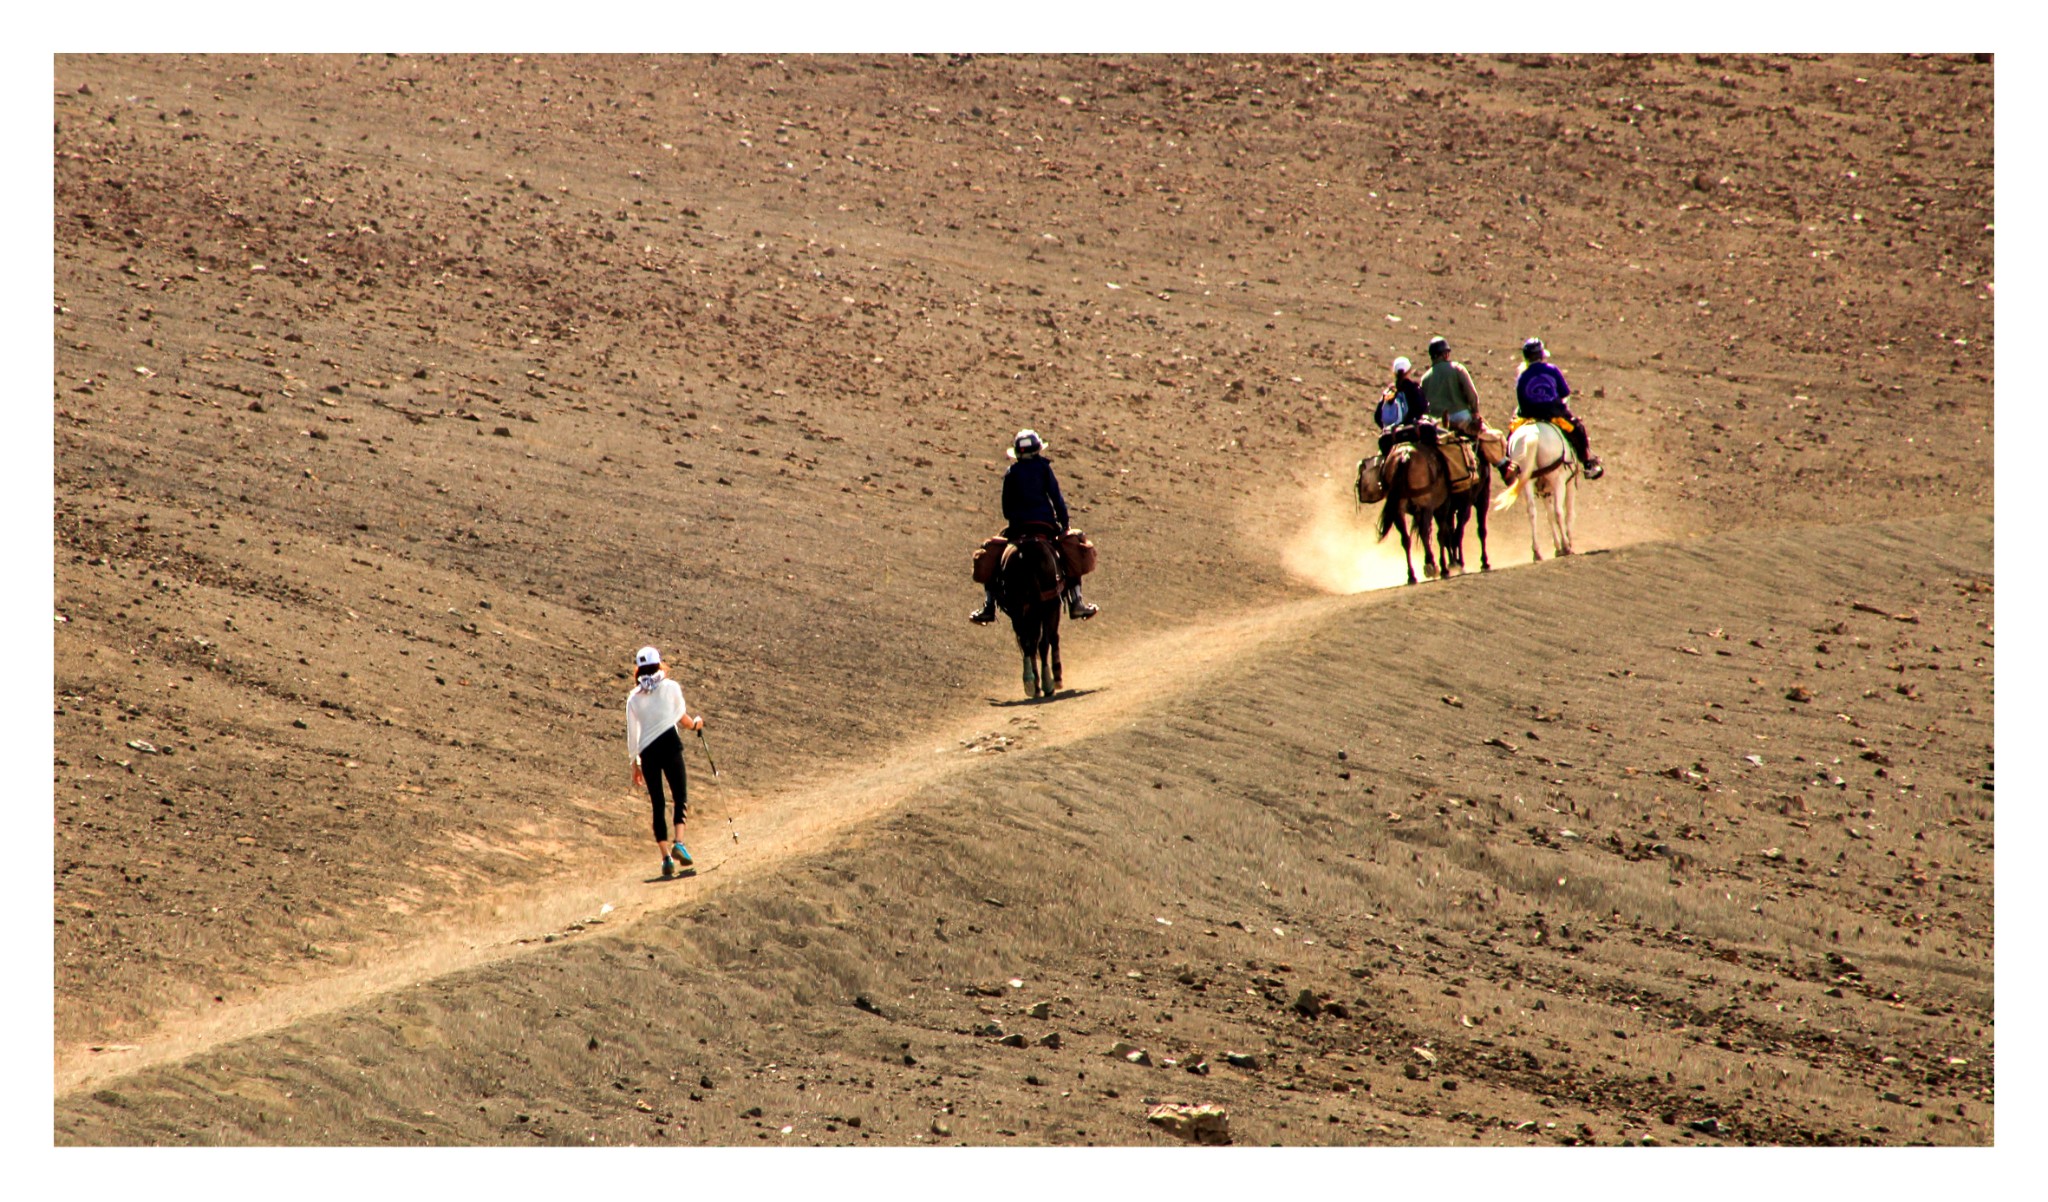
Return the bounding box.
[1007,428,1044,459]
[635,645,662,669]
[1392,356,1411,375]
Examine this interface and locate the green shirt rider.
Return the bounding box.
[1417,335,1511,483]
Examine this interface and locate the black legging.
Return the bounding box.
[640,727,688,841]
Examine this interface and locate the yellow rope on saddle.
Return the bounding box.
[1508,415,1574,435]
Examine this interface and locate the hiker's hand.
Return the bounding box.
[631,764,644,786]
[691,715,705,731]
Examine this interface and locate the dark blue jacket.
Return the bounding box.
[1002,454,1069,532]
[1516,361,1573,419]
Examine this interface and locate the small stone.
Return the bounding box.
[1146,1102,1231,1145]
[853,994,884,1016]
[930,1119,951,1137]
[1035,1032,1062,1049]
[1224,1052,1260,1070]
[1441,1079,1459,1091]
[1126,1050,1154,1066]
[1786,686,1813,703]
[1000,1033,1027,1048]
[1291,989,1322,1018]
[1027,1000,1052,1020]
[1185,1058,1211,1075]
[699,1075,715,1090]
[1109,1040,1138,1057]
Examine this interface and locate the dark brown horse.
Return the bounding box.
[998,530,1063,698]
[1375,441,1450,584]
[1436,437,1494,574]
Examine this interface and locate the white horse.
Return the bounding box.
[1492,421,1579,559]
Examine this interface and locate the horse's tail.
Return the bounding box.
[1375,449,1402,540]
[1494,476,1522,512]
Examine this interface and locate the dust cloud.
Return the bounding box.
[1274,459,1426,595]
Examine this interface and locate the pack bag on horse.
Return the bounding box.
[969,429,1099,624]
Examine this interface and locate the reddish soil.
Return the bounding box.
[52,53,1991,1149]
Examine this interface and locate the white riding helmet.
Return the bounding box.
[1007,428,1044,459]
[1391,356,1411,375]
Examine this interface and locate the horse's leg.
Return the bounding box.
[1049,618,1063,694]
[1398,509,1417,584]
[1419,507,1439,580]
[1526,483,1544,562]
[1476,483,1491,571]
[1560,476,1577,556]
[1020,629,1037,697]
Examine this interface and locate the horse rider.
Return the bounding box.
[1375,356,1427,455]
[1514,337,1604,479]
[970,429,1099,624]
[1417,335,1511,482]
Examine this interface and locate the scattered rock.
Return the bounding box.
[1291,988,1322,1018]
[999,1033,1027,1048]
[1126,1050,1154,1066]
[1689,1116,1725,1135]
[852,994,884,1016]
[1185,1058,1210,1075]
[1035,1032,1062,1050]
[1223,1052,1260,1070]
[1786,686,1813,703]
[930,1118,951,1137]
[1027,1000,1052,1020]
[1146,1102,1231,1145]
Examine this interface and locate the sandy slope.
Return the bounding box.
[52,52,1992,1145]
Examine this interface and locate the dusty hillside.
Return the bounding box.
[52,53,1992,1146]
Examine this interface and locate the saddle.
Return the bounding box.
[1508,415,1575,436]
[1001,535,1065,602]
[972,527,1097,586]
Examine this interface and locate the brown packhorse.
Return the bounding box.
[1375,440,1451,584]
[1436,436,1495,574]
[998,529,1063,698]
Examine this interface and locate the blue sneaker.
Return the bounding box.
[661,856,676,879]
[673,844,692,867]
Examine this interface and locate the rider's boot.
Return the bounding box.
[969,585,999,624]
[1064,584,1098,621]
[1566,422,1603,479]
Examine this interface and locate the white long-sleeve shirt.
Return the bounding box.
[626,677,688,765]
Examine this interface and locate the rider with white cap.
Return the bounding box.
[970,428,1098,623]
[1375,355,1426,453]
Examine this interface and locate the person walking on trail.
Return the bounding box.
[970,428,1099,624]
[1514,337,1604,479]
[1418,335,1511,483]
[627,644,703,879]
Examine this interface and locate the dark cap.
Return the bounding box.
[1427,336,1450,358]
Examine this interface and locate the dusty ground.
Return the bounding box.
[51,53,1992,1148]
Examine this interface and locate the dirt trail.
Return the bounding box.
[56,578,1371,1097]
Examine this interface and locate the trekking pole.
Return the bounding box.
[695,725,721,777]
